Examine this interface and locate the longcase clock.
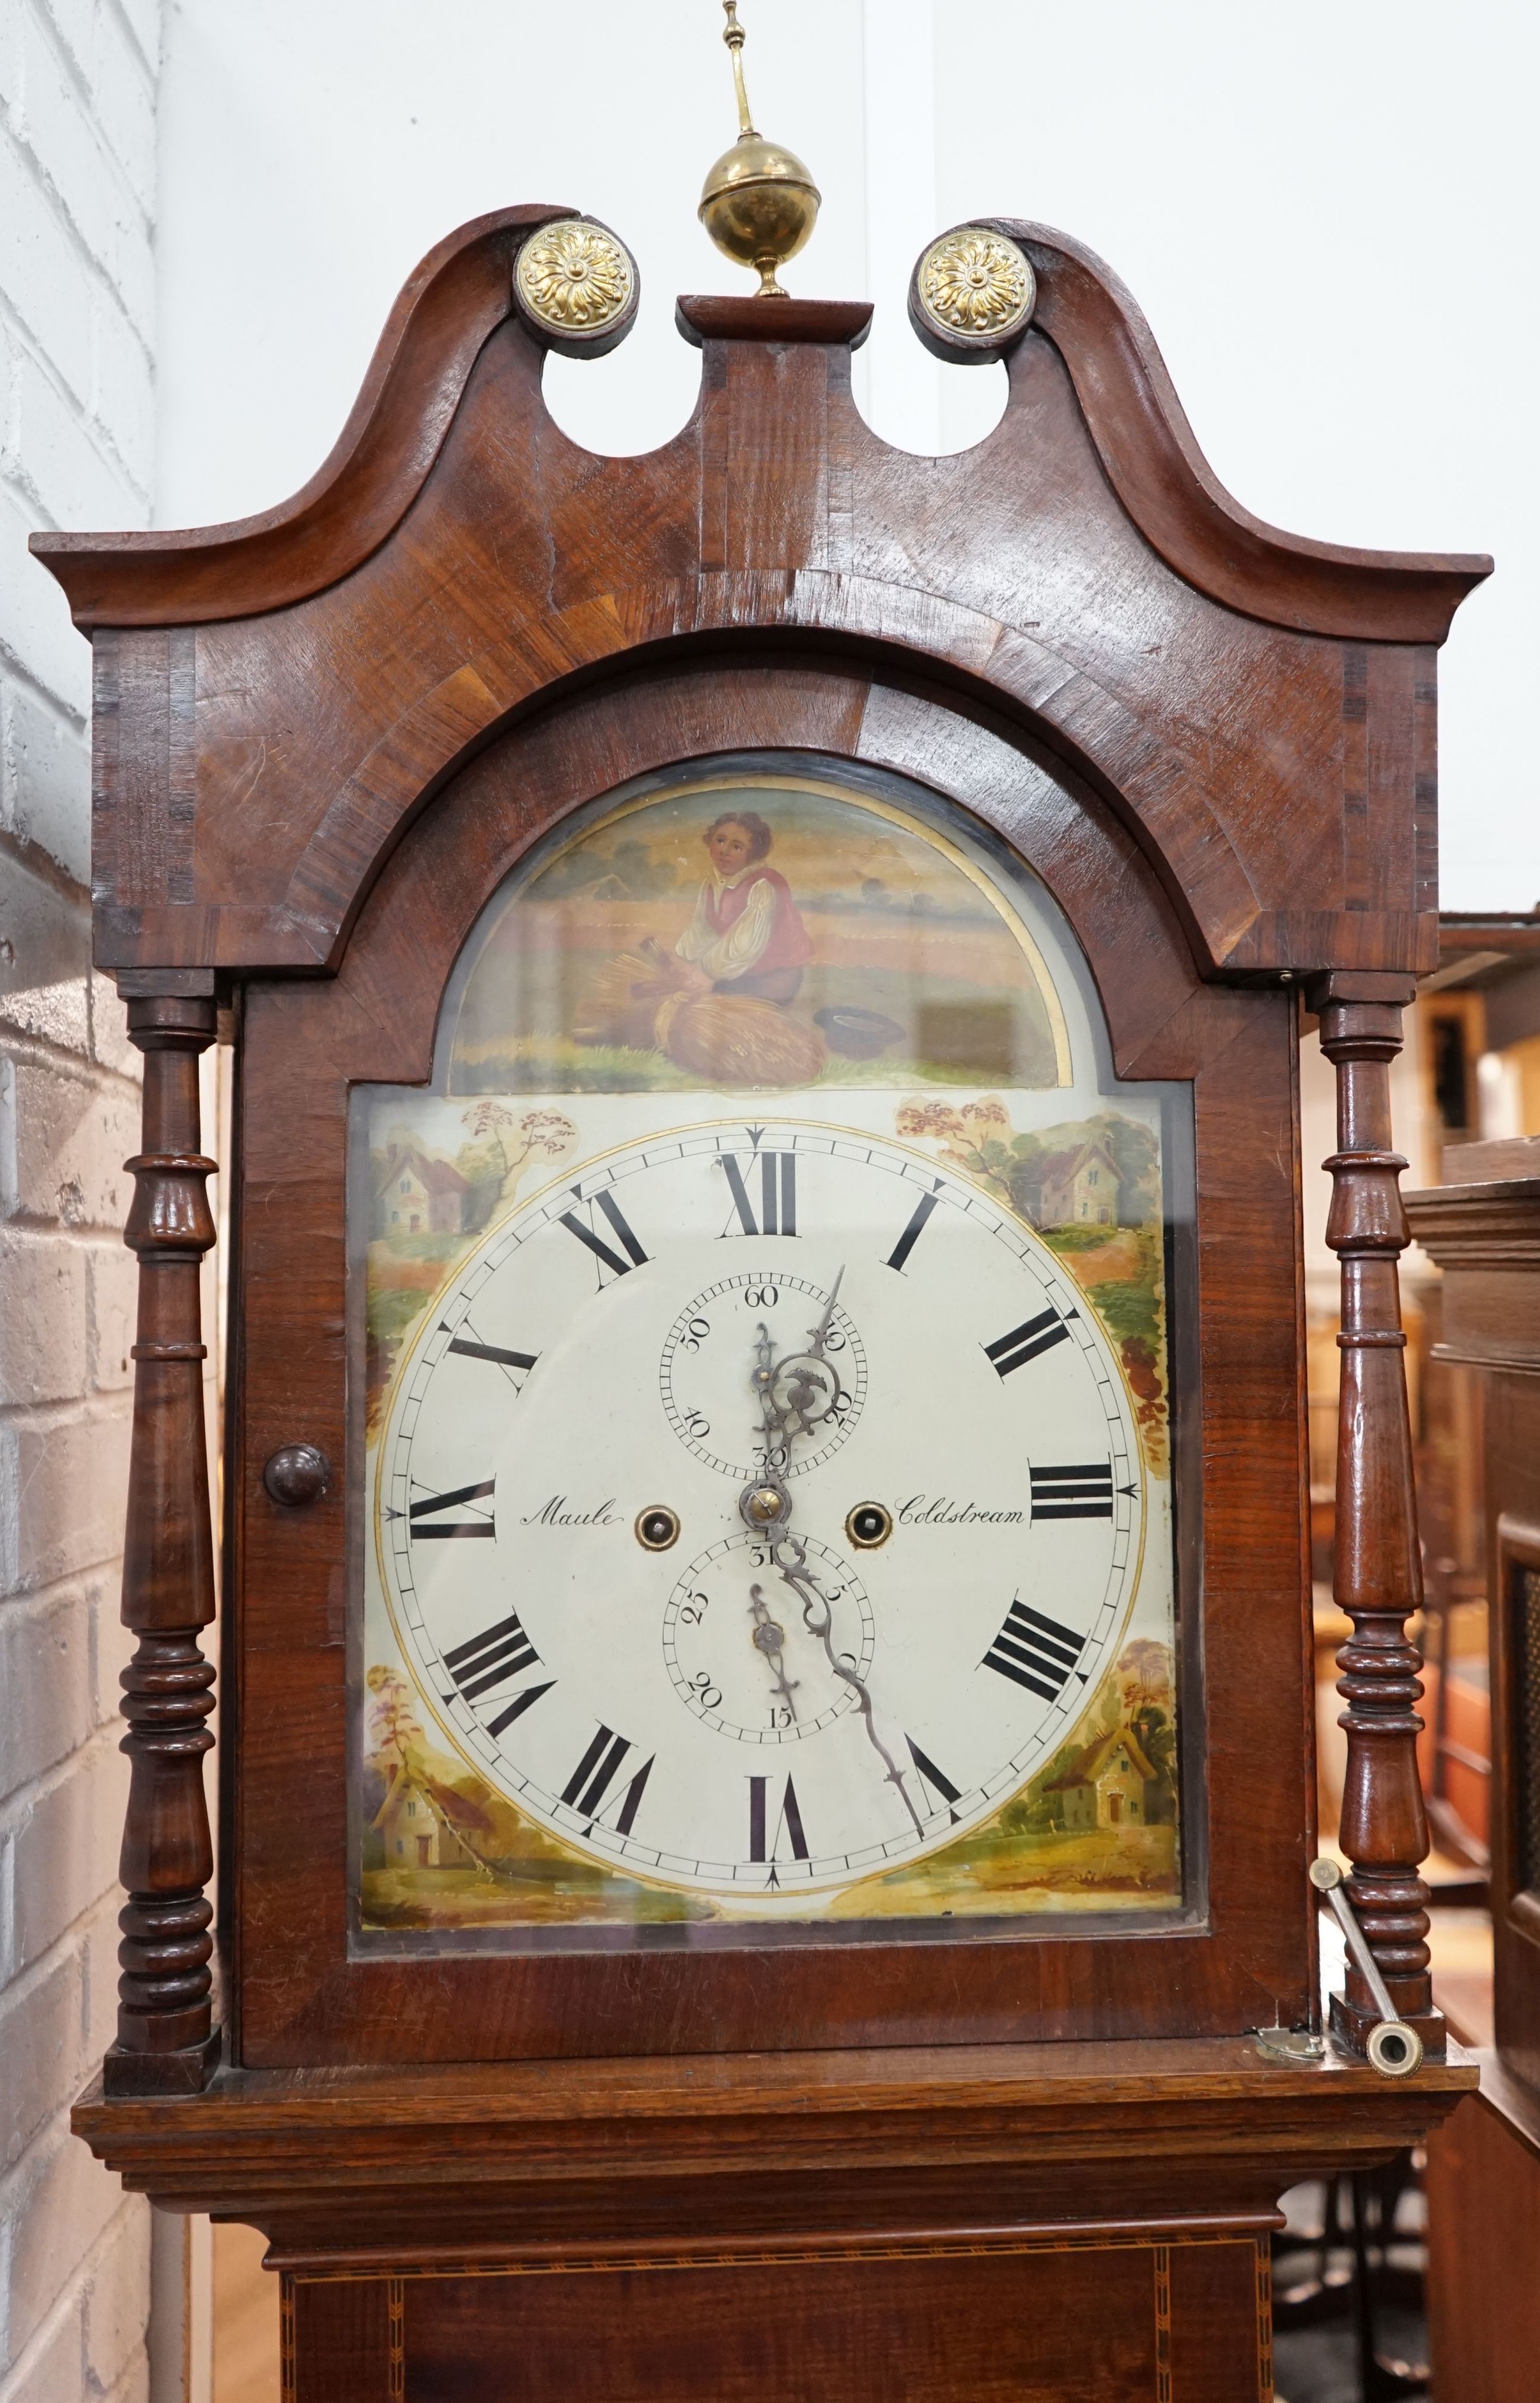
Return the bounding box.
[39,187,1489,2399]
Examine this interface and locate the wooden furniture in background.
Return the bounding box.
[1414,1264,1491,1882]
[40,207,1488,2396]
[1424,2095,1540,2403]
[1406,1144,1540,2401]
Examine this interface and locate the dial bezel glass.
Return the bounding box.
[348,753,1199,1956]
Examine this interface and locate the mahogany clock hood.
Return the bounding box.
[31,206,1489,984]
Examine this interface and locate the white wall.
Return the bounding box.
[937,2,1535,916]
[0,5,161,2400]
[152,0,1535,911]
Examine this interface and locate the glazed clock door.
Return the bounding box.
[351,753,1194,1954]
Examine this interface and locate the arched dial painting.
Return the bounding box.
[353,756,1192,1950]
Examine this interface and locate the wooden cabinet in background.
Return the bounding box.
[1407,1142,1540,2401]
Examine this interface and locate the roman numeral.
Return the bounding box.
[408,1479,496,1539]
[560,1725,652,1835]
[443,1326,537,1374]
[906,1735,963,1824]
[1030,1462,1114,1521]
[557,1188,650,1280]
[441,1612,554,1739]
[722,1150,797,1237]
[748,1773,810,1866]
[442,1612,539,1698]
[983,1597,1088,1702]
[437,1615,552,1749]
[885,1184,940,1272]
[984,1306,1070,1378]
[485,1682,554,1739]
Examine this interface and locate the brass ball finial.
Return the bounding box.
[699,2,820,298]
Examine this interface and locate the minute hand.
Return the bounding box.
[761,1266,846,1457]
[807,1266,844,1361]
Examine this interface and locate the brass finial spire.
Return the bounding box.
[698,2,821,298]
[722,2,755,136]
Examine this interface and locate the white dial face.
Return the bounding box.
[376,1123,1145,1909]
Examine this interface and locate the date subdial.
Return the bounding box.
[660,1271,866,1481]
[662,1533,875,1743]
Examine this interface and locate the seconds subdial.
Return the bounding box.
[663,1533,876,1743]
[660,1271,866,1480]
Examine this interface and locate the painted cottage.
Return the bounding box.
[1022,1137,1120,1230]
[374,1145,472,1238]
[1044,1729,1161,1831]
[373,1766,494,1870]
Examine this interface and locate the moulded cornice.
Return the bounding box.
[995,220,1491,645]
[1404,1180,1540,1271]
[30,206,573,631]
[71,2039,1477,2226]
[31,207,1491,643]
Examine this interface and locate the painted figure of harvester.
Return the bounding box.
[674,811,813,1003]
[576,810,824,1085]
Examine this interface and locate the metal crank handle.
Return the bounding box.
[1308,1857,1424,2079]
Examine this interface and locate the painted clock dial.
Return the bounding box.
[356,757,1185,1943]
[376,1124,1144,1903]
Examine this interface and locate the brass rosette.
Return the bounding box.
[513,217,639,359]
[909,224,1037,364]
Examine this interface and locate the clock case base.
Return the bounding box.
[76,2037,1475,2403]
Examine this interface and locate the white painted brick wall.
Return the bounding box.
[0,6,162,2403]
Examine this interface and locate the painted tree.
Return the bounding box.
[366,1664,425,1768]
[461,1103,576,1214]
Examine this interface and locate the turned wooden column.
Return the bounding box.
[1307,971,1443,2058]
[106,975,221,2095]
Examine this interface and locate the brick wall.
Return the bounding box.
[0,6,162,2403]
